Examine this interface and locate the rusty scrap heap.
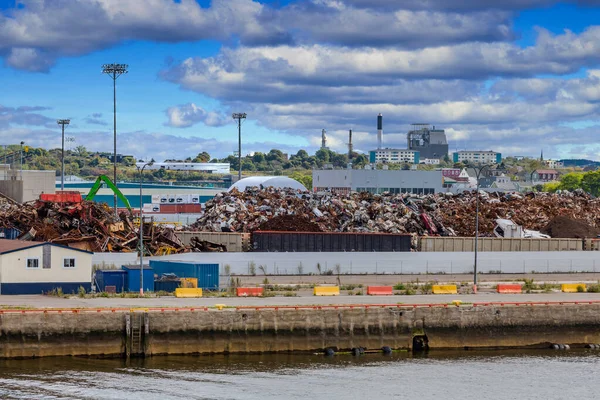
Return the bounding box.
[191,187,600,237]
[0,197,186,254]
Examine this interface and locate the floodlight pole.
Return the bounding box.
[57,119,71,191]
[232,113,247,181]
[473,163,494,293]
[102,63,128,216]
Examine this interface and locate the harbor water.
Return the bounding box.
[0,350,598,399]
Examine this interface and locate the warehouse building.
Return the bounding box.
[0,166,55,203]
[452,151,501,164]
[368,148,419,164]
[0,240,93,295]
[313,169,444,194]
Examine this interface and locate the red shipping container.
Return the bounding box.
[40,191,82,203]
[180,204,201,213]
[160,204,178,213]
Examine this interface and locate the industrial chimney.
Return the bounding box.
[377,114,383,149]
[321,129,327,149]
[348,129,353,157]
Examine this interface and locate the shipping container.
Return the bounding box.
[190,195,200,204]
[121,265,154,292]
[419,237,583,252]
[149,261,219,290]
[252,231,412,252]
[151,203,161,212]
[40,191,82,203]
[159,195,168,204]
[160,204,179,213]
[167,195,176,204]
[94,270,127,293]
[151,194,161,204]
[0,227,21,240]
[179,204,201,213]
[175,232,250,252]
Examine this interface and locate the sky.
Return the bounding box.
[3,0,600,161]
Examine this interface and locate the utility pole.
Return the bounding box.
[57,119,70,191]
[102,63,128,215]
[232,113,247,181]
[19,141,24,175]
[136,160,153,296]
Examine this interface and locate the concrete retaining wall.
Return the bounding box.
[1,304,600,359]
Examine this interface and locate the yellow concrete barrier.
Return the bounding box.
[561,283,586,293]
[313,286,340,296]
[432,285,458,294]
[175,288,203,298]
[215,304,226,310]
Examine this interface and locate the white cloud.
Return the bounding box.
[165,103,229,128]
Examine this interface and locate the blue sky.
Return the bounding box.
[2,0,600,161]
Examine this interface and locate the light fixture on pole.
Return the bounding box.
[473,163,494,293]
[19,141,24,173]
[136,160,153,296]
[102,63,128,215]
[57,119,71,191]
[232,113,247,181]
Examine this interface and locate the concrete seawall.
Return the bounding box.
[1,304,600,359]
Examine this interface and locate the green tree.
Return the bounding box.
[315,148,331,163]
[252,152,265,164]
[582,171,600,196]
[543,182,560,192]
[266,149,285,162]
[558,172,584,191]
[289,171,312,189]
[74,146,88,157]
[352,154,368,168]
[295,149,309,160]
[193,151,211,163]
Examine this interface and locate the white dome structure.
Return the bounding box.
[228,176,308,192]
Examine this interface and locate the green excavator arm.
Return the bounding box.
[85,175,132,211]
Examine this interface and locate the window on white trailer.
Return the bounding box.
[27,258,39,269]
[64,258,76,268]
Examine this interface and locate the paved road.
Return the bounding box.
[1,292,599,309]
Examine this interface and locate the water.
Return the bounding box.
[0,350,598,399]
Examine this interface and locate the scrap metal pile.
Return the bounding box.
[191,187,600,237]
[0,197,186,253]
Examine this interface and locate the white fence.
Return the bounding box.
[85,251,600,275]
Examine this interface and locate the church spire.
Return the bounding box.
[540,149,544,161]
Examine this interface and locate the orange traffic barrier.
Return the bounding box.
[236,287,264,297]
[497,284,522,294]
[367,286,393,295]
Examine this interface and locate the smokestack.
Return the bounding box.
[321,128,327,149]
[348,129,353,157]
[377,113,383,149]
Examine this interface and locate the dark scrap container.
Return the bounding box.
[149,260,219,290]
[252,231,411,252]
